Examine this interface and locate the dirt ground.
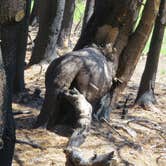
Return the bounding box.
[12,27,166,166]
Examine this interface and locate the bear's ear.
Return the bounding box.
[0,0,26,24]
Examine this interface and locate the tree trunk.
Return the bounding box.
[0,0,28,162]
[13,0,31,93]
[57,0,76,48]
[0,0,30,94]
[29,0,65,65]
[81,0,95,34]
[0,0,26,24]
[135,0,166,106]
[0,41,15,166]
[74,0,140,53]
[110,0,161,106]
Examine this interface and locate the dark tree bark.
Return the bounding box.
[0,40,15,166]
[0,0,30,163]
[29,0,66,65]
[136,0,166,106]
[0,0,31,95]
[0,0,26,24]
[0,0,30,95]
[57,0,76,48]
[13,0,31,93]
[81,0,95,34]
[74,0,140,53]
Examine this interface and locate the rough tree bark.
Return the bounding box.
[0,0,29,163]
[0,0,31,94]
[29,0,65,65]
[0,0,26,24]
[74,0,141,57]
[136,0,166,106]
[0,39,15,166]
[81,0,95,34]
[57,0,76,48]
[13,0,31,93]
[110,0,161,106]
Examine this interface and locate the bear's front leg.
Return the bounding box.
[63,88,92,148]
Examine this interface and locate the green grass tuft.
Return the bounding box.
[74,0,85,23]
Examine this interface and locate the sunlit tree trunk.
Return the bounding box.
[136,0,166,106]
[0,0,29,164]
[110,0,160,106]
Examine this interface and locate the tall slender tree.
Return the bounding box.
[136,0,166,107]
[57,0,76,48]
[13,0,31,93]
[29,0,66,65]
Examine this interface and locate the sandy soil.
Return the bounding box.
[12,28,166,166]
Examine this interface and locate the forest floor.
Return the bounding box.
[12,27,166,166]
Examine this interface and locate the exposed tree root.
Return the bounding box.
[16,139,45,150]
[127,118,164,133]
[102,118,137,138]
[135,92,161,113]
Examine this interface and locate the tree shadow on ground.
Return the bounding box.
[13,89,44,110]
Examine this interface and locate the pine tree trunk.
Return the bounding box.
[29,0,65,65]
[0,0,30,94]
[81,0,95,33]
[136,0,166,106]
[110,0,161,106]
[57,0,75,48]
[0,0,26,24]
[13,0,31,93]
[74,0,139,52]
[0,42,15,166]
